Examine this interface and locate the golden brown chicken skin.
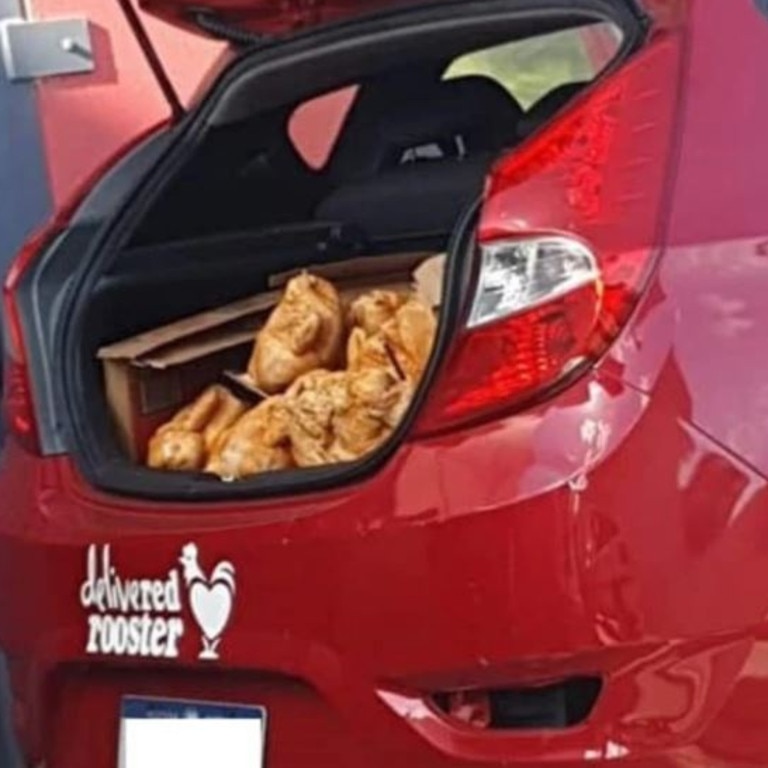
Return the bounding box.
[205,396,294,480]
[333,367,413,459]
[347,291,437,381]
[248,272,344,394]
[346,289,407,336]
[147,385,247,471]
[383,297,437,381]
[284,370,349,467]
[285,367,412,467]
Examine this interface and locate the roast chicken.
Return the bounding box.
[346,326,397,375]
[286,366,412,467]
[384,297,438,380]
[347,291,437,380]
[284,370,348,467]
[346,289,408,336]
[146,276,437,478]
[147,385,246,471]
[248,272,344,394]
[205,396,294,480]
[334,367,413,458]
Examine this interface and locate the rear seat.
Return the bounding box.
[315,76,524,240]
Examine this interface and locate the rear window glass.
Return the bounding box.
[443,22,622,109]
[288,86,359,170]
[289,22,621,169]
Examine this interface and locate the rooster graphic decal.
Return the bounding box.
[179,543,237,660]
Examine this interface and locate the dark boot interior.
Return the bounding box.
[93,68,527,339]
[92,41,600,343]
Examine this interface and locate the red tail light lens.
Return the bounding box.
[416,33,682,434]
[433,244,603,423]
[2,358,39,453]
[2,228,60,454]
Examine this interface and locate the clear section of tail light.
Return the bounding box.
[468,237,600,328]
[416,32,683,434]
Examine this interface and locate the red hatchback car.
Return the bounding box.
[3,0,768,765]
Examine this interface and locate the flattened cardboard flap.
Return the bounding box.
[97,291,280,363]
[269,252,432,289]
[139,329,258,370]
[412,253,445,308]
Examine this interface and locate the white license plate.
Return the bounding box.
[118,696,266,768]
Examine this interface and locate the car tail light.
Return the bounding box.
[416,33,682,435]
[2,226,62,453]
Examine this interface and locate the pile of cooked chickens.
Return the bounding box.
[146,272,437,479]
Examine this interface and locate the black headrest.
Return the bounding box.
[329,76,523,183]
[517,81,589,141]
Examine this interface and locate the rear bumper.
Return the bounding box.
[2,362,768,767]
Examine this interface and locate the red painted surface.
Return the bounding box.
[4,0,768,766]
[139,0,432,35]
[28,0,224,208]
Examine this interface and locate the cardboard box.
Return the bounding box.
[98,292,280,460]
[97,251,444,462]
[412,253,445,309]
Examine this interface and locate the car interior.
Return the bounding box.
[59,14,620,491]
[130,66,588,249]
[99,54,593,340]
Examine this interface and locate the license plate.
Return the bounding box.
[118,696,266,768]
